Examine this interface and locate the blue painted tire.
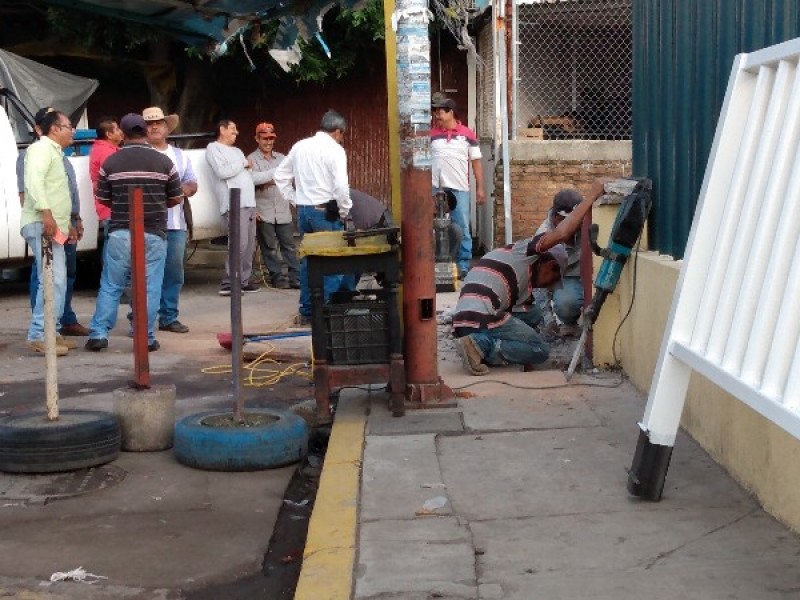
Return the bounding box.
[174,409,309,471]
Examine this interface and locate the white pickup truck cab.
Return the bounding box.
[0,105,226,268]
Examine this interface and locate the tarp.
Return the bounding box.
[0,49,98,144]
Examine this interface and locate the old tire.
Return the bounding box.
[0,410,121,473]
[174,408,309,471]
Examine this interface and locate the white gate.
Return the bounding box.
[628,37,800,499]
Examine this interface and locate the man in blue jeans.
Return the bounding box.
[431,93,485,279]
[86,113,183,352]
[17,107,90,338]
[274,110,352,326]
[20,109,78,356]
[143,106,198,334]
[452,178,606,375]
[535,189,586,336]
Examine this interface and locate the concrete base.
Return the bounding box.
[113,384,177,451]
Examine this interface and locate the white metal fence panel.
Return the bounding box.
[630,38,800,502]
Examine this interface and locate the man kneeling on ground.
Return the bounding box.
[452,178,607,375]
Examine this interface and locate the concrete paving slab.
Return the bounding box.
[361,434,450,521]
[458,393,601,432]
[355,518,476,599]
[368,404,463,436]
[468,507,790,576]
[482,562,800,600]
[439,425,755,521]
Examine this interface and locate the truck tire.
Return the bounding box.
[0,410,121,473]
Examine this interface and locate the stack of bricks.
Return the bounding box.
[493,158,632,245]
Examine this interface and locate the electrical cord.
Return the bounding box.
[611,234,643,368]
[450,370,625,391]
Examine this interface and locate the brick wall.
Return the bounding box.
[493,141,633,245]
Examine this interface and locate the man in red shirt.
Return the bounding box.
[89,116,123,239]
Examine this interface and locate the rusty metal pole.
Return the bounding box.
[395,0,453,406]
[129,187,150,389]
[228,190,244,423]
[580,209,594,363]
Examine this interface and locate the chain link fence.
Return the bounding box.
[514,0,632,140]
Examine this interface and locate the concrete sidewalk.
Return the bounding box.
[297,302,800,599]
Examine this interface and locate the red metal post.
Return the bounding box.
[395,0,454,406]
[580,208,594,362]
[129,187,150,388]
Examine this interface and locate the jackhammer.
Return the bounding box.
[565,178,653,379]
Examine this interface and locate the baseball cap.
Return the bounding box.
[552,189,583,217]
[431,93,457,111]
[256,122,277,138]
[120,113,147,137]
[34,107,56,126]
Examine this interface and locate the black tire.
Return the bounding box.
[0,410,121,474]
[174,409,309,471]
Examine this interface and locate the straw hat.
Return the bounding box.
[142,106,179,133]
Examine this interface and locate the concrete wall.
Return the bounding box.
[594,237,800,533]
[499,143,800,532]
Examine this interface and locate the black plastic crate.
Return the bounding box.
[323,296,390,365]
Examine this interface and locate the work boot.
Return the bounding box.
[55,335,78,350]
[85,338,109,352]
[271,278,291,290]
[59,322,90,336]
[159,320,190,334]
[27,340,68,357]
[456,336,488,376]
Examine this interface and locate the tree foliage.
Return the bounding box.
[40,0,385,84]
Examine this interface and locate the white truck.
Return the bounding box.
[0,104,226,269]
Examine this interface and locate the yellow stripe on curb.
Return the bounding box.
[295,395,367,600]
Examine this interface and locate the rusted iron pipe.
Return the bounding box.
[130,187,150,389]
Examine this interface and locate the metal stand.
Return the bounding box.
[307,249,405,422]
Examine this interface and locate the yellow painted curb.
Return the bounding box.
[294,395,367,600]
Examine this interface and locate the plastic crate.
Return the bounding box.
[323,296,390,365]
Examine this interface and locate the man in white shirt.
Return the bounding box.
[274,109,352,325]
[143,107,198,333]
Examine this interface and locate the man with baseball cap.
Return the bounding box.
[248,122,300,290]
[142,106,198,333]
[86,113,183,352]
[534,188,585,336]
[430,92,484,279]
[452,179,606,375]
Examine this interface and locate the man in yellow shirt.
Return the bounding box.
[21,109,76,355]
